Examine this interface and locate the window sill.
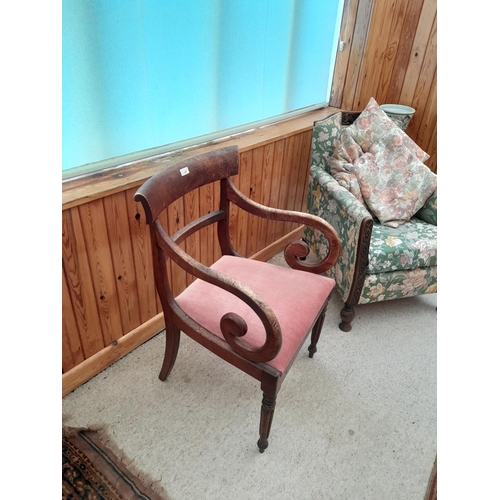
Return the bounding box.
[62,106,340,210]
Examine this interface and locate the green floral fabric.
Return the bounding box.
[415,189,437,225]
[359,266,437,304]
[310,112,343,175]
[305,165,371,302]
[368,217,437,273]
[304,110,437,306]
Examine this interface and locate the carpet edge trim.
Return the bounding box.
[63,425,171,500]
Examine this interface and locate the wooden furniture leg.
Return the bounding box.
[258,393,277,453]
[339,304,355,332]
[308,304,329,358]
[159,324,181,381]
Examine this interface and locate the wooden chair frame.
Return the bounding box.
[134,145,340,452]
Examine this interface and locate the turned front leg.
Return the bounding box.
[257,393,276,453]
[308,304,328,358]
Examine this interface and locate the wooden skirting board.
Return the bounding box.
[62,225,304,397]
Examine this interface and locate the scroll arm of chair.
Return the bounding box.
[154,220,282,364]
[225,179,341,274]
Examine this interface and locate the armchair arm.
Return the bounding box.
[225,178,341,274]
[307,165,372,234]
[415,189,437,225]
[154,220,282,364]
[304,166,373,302]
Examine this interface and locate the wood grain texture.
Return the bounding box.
[63,208,104,359]
[296,130,313,213]
[235,150,252,257]
[166,198,187,298]
[375,0,410,105]
[404,11,437,139]
[400,0,436,105]
[61,131,320,388]
[63,313,165,397]
[102,192,142,335]
[340,0,374,110]
[183,188,201,286]
[424,120,437,174]
[283,133,303,235]
[330,0,361,107]
[62,269,84,372]
[256,143,276,250]
[415,68,437,162]
[246,148,262,258]
[384,0,425,104]
[197,182,216,267]
[334,0,437,171]
[353,0,398,109]
[274,137,293,238]
[77,199,123,346]
[126,189,158,324]
[265,139,286,248]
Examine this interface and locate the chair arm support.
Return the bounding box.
[226,178,340,274]
[154,221,282,364]
[305,166,374,301]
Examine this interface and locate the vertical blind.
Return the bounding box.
[62,0,344,175]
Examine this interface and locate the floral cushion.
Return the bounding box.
[346,97,430,162]
[336,129,364,164]
[368,217,437,273]
[327,130,365,203]
[347,128,437,228]
[331,172,364,203]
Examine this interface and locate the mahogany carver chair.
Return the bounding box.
[134,145,340,453]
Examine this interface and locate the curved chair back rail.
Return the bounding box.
[135,146,239,225]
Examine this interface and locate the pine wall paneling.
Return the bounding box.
[331,0,437,173]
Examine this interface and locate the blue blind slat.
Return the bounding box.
[62,0,343,173]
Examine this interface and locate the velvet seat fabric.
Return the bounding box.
[175,255,335,373]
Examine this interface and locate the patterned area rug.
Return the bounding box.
[63,427,169,499]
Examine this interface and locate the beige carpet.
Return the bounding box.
[62,256,437,500]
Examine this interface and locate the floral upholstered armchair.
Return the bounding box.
[304,98,437,331]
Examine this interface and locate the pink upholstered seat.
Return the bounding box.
[176,256,335,373]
